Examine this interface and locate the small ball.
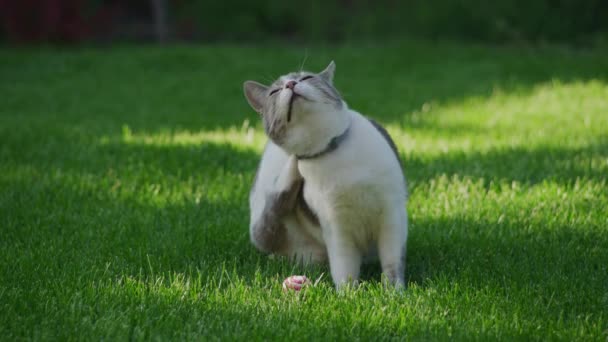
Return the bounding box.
[282,275,311,292]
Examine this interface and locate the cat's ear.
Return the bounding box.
[243,81,268,114]
[319,61,336,84]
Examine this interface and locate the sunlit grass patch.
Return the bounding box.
[112,120,267,150]
[390,79,608,155]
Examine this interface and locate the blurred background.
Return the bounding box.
[1,0,607,45]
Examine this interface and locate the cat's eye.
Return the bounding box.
[269,89,280,96]
[300,75,314,81]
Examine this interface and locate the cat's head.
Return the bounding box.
[244,61,350,156]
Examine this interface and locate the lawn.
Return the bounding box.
[0,41,607,340]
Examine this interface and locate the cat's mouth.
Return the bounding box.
[287,91,309,122]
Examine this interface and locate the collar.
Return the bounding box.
[296,125,350,160]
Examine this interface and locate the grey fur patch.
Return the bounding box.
[308,76,342,104]
[262,92,289,144]
[264,116,287,144]
[251,215,288,254]
[250,178,303,254]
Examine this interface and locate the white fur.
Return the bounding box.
[247,62,408,288]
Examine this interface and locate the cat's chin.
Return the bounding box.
[286,93,315,123]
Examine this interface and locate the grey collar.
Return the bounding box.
[296,126,350,160]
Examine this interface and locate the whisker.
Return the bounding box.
[299,49,309,72]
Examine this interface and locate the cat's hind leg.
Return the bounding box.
[249,155,302,254]
[377,209,408,288]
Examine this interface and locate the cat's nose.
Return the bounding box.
[285,80,297,89]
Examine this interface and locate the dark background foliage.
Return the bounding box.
[1,0,607,44]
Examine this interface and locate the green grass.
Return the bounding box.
[1,41,607,340]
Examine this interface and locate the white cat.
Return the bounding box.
[244,61,408,288]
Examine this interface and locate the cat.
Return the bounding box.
[244,61,408,289]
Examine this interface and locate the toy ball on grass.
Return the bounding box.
[282,275,311,292]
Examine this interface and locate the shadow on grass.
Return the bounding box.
[407,215,607,286]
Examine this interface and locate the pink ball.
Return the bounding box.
[282,275,311,291]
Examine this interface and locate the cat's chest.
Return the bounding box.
[302,175,383,228]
